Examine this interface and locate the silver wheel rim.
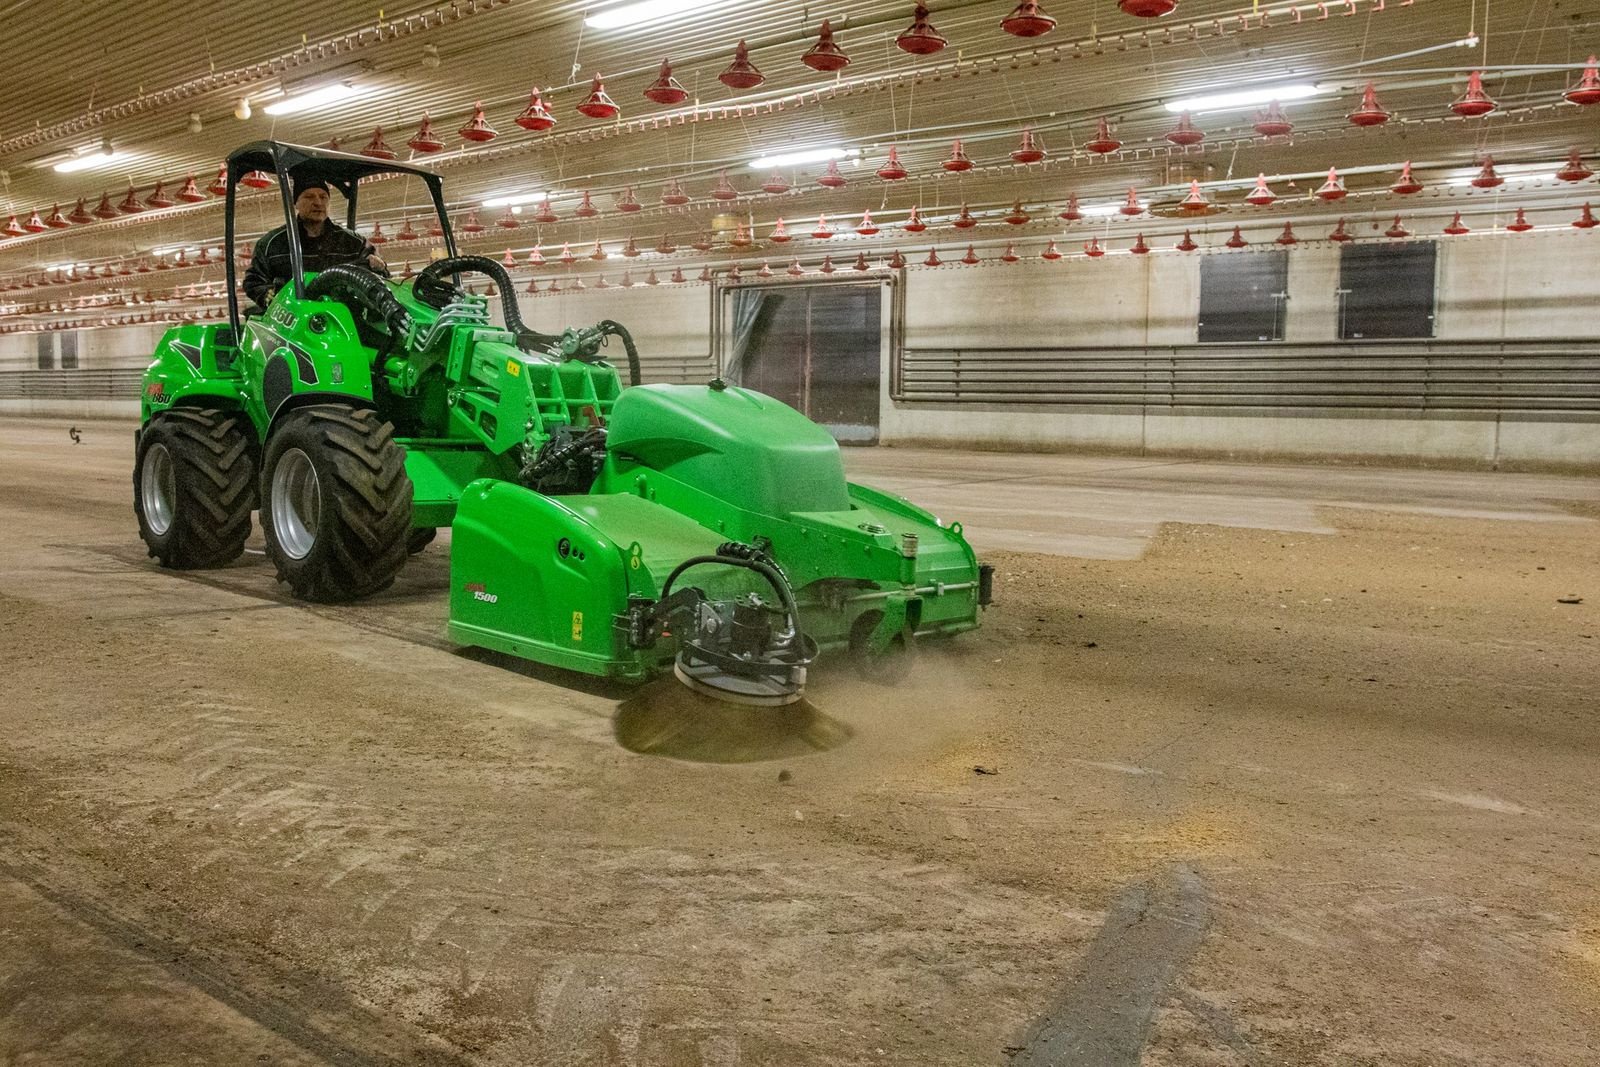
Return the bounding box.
[141,443,176,536]
[271,448,320,560]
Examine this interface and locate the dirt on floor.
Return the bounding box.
[1,418,1598,1066]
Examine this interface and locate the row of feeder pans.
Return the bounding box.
[7,57,1597,250]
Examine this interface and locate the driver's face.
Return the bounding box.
[294,188,329,223]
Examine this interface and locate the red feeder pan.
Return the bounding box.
[1245,174,1276,206]
[661,180,690,206]
[1012,128,1046,164]
[1557,150,1593,183]
[1120,0,1177,15]
[547,279,563,293]
[590,240,607,261]
[889,250,908,268]
[1176,231,1198,252]
[853,252,871,271]
[711,171,739,200]
[361,127,397,160]
[623,236,642,257]
[1451,71,1496,117]
[407,114,446,153]
[533,197,559,224]
[617,186,642,213]
[93,193,119,219]
[621,270,635,287]
[762,172,791,194]
[1129,233,1151,255]
[1574,203,1598,229]
[496,209,518,230]
[1040,240,1062,261]
[1253,101,1293,138]
[1385,215,1410,238]
[66,199,94,224]
[720,40,765,90]
[371,221,392,243]
[559,242,576,265]
[943,140,973,172]
[1181,181,1210,211]
[1224,226,1247,249]
[1276,222,1298,246]
[698,266,714,282]
[459,103,497,142]
[813,214,835,239]
[577,76,620,120]
[1443,211,1470,236]
[574,191,599,218]
[671,267,686,283]
[1059,194,1083,221]
[1506,208,1533,233]
[240,170,273,189]
[208,166,229,197]
[644,59,689,106]
[1470,159,1504,189]
[528,247,546,266]
[897,4,947,55]
[654,236,677,254]
[44,204,70,228]
[1119,188,1143,216]
[952,204,977,229]
[692,233,714,251]
[501,249,517,268]
[1001,243,1020,263]
[1005,201,1029,225]
[1083,237,1105,258]
[877,147,908,181]
[857,210,880,236]
[0,216,23,239]
[428,217,445,237]
[961,245,980,265]
[817,160,847,188]
[118,187,144,213]
[1348,83,1390,127]
[1085,118,1120,155]
[1392,161,1424,195]
[757,262,774,279]
[177,176,206,203]
[461,211,485,234]
[1166,111,1204,147]
[514,92,557,132]
[787,259,806,277]
[803,20,850,72]
[1565,56,1600,106]
[904,206,927,232]
[770,218,792,242]
[924,248,943,266]
[1315,167,1348,201]
[731,224,753,248]
[1002,1,1056,37]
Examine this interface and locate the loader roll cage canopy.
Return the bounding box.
[223,140,458,328]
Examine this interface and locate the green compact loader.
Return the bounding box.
[134,141,991,705]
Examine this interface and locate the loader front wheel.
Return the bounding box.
[260,405,412,602]
[134,408,256,569]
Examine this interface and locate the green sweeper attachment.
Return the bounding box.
[132,141,991,707]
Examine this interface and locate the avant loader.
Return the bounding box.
[134,142,990,705]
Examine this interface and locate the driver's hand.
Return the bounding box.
[367,254,388,273]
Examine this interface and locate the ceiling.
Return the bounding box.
[3,0,1599,326]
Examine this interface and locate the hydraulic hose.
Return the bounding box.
[594,319,642,386]
[413,255,563,352]
[304,265,413,339]
[659,548,804,653]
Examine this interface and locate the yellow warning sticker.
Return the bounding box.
[506,360,522,377]
[571,611,584,642]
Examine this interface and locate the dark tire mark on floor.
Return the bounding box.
[1010,864,1211,1066]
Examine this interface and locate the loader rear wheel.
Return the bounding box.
[848,610,915,686]
[133,408,256,569]
[260,405,412,602]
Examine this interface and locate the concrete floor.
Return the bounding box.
[2,417,1599,1066]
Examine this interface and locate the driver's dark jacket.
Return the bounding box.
[242,218,383,307]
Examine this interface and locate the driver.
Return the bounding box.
[242,175,388,308]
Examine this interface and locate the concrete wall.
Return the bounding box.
[5,222,1596,467]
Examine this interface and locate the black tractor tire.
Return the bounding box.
[133,408,256,569]
[260,405,412,603]
[407,527,438,554]
[848,610,916,686]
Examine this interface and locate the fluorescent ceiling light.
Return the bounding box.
[748,147,860,170]
[1079,204,1123,218]
[53,150,133,173]
[1165,83,1325,114]
[586,0,708,29]
[263,82,364,116]
[481,191,545,208]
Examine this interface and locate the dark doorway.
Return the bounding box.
[1338,242,1437,339]
[726,283,882,443]
[1199,251,1289,343]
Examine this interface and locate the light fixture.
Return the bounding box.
[234,97,253,120]
[187,112,203,134]
[586,0,712,30]
[53,150,132,174]
[262,82,363,116]
[481,191,546,208]
[1164,83,1324,114]
[749,147,859,170]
